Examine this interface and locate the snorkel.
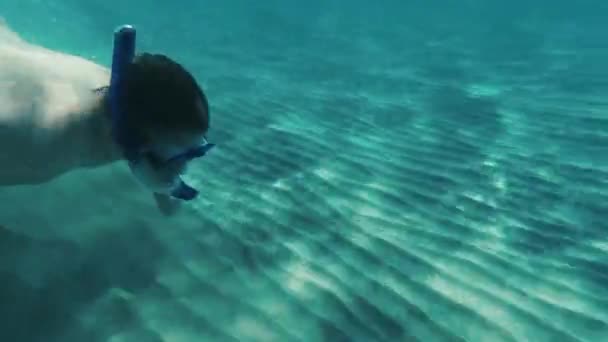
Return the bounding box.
[109,25,214,201]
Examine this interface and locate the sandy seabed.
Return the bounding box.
[1,4,608,341]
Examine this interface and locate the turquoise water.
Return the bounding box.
[1,1,608,341]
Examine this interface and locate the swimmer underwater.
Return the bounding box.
[0,20,214,214]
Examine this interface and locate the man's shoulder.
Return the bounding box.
[0,20,113,186]
[0,26,109,126]
[1,18,109,87]
[0,18,24,46]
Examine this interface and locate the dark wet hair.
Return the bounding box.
[117,53,209,142]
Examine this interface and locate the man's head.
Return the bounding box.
[109,53,213,200]
[117,53,209,150]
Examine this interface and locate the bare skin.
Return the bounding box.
[0,21,120,186]
[1,21,207,214]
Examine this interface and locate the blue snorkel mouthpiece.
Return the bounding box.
[109,25,213,201]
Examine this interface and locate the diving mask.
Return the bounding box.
[128,138,215,200]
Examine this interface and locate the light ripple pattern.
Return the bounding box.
[0,1,608,342]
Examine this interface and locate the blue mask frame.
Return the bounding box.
[109,25,214,201]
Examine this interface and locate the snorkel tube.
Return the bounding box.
[109,25,137,156]
[109,25,210,201]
